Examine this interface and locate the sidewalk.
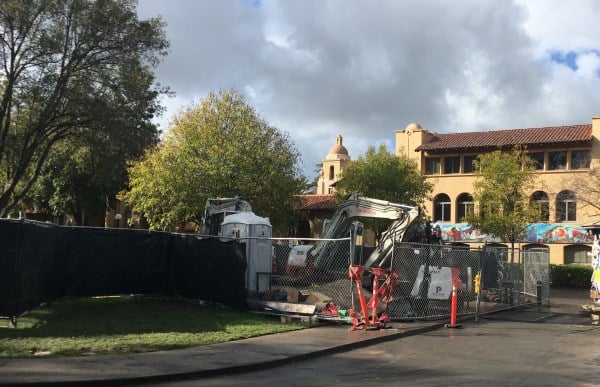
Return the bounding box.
[0,287,592,386]
[0,320,445,386]
[545,286,592,314]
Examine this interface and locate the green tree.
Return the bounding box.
[561,165,600,219]
[122,89,306,231]
[24,118,159,225]
[0,0,169,217]
[464,148,541,262]
[333,144,432,238]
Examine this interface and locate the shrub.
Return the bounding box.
[550,264,592,288]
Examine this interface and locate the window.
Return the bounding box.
[485,244,508,262]
[548,151,567,170]
[463,155,477,173]
[328,165,334,180]
[434,193,451,222]
[444,156,460,174]
[425,157,441,174]
[556,190,576,221]
[571,150,590,169]
[564,245,591,264]
[531,191,549,221]
[528,152,544,170]
[456,193,474,222]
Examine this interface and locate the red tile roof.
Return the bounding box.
[297,194,335,210]
[416,124,592,153]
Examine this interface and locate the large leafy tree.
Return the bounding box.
[0,0,169,217]
[333,144,432,238]
[24,119,159,225]
[122,89,306,231]
[464,148,541,262]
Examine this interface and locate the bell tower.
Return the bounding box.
[316,135,351,194]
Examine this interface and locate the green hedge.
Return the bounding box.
[550,264,593,288]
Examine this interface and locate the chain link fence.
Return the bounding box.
[267,237,550,322]
[523,248,550,305]
[271,237,354,306]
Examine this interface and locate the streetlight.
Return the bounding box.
[114,213,122,228]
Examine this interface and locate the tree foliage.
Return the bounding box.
[333,144,432,237]
[0,0,169,217]
[122,89,306,231]
[24,119,159,225]
[562,165,600,218]
[464,148,541,259]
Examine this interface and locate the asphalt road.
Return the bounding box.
[146,315,600,387]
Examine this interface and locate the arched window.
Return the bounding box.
[328,165,334,180]
[531,191,549,221]
[522,243,548,251]
[456,193,474,222]
[485,243,508,262]
[447,243,470,250]
[556,190,576,222]
[434,193,451,222]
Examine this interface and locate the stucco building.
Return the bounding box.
[302,119,600,265]
[395,117,600,265]
[296,135,348,238]
[316,135,351,195]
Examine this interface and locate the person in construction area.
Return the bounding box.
[424,219,433,244]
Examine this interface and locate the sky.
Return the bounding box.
[136,0,600,180]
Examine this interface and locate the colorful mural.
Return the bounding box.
[524,223,594,244]
[433,222,594,244]
[433,223,491,242]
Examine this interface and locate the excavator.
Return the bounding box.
[306,194,420,329]
[311,193,420,272]
[200,196,253,236]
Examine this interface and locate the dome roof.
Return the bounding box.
[329,143,348,155]
[405,123,423,132]
[326,135,350,160]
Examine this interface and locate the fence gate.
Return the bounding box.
[522,248,550,304]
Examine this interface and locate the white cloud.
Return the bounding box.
[575,51,600,80]
[138,0,600,178]
[516,0,600,55]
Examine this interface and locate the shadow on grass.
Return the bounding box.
[0,296,270,338]
[0,296,306,358]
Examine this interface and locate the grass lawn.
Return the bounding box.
[0,296,307,358]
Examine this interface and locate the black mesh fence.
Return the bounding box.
[1,219,551,324]
[0,219,248,320]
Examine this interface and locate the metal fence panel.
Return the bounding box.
[268,238,546,322]
[271,238,354,310]
[523,248,550,304]
[384,244,481,319]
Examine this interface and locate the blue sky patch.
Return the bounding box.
[550,50,578,70]
[242,0,261,7]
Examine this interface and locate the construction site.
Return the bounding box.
[206,194,551,330]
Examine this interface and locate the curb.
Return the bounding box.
[2,322,447,386]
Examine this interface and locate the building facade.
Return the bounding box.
[395,117,600,265]
[316,135,351,195]
[297,135,349,239]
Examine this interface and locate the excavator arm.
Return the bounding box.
[320,194,417,240]
[313,194,419,270]
[200,196,253,236]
